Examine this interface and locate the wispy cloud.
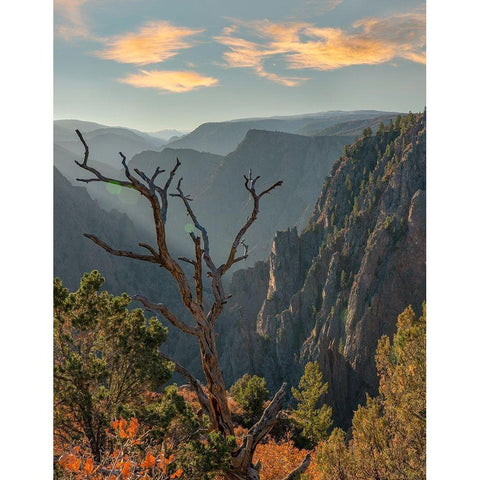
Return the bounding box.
[296,0,344,17]
[95,21,204,65]
[119,70,219,93]
[54,0,93,40]
[214,32,309,86]
[215,9,425,85]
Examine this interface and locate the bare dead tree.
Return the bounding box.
[73,129,310,479]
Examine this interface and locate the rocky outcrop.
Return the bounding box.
[220,113,426,425]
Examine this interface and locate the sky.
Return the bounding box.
[54,0,426,132]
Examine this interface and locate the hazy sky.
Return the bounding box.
[54,0,426,132]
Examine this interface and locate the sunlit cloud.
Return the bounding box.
[215,9,425,85]
[54,0,93,40]
[95,21,204,65]
[214,33,309,86]
[119,70,219,93]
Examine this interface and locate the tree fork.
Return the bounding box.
[74,130,310,479]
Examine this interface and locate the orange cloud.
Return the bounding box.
[216,10,425,85]
[214,33,309,86]
[95,21,204,65]
[119,70,219,93]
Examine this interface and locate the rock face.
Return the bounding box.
[198,130,355,263]
[219,113,426,426]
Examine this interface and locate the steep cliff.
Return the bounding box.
[198,130,354,263]
[220,113,426,425]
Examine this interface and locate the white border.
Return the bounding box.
[3,1,478,477]
[1,0,53,476]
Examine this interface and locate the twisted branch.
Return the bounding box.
[74,130,132,188]
[171,177,217,273]
[133,294,200,337]
[221,172,283,275]
[74,130,201,321]
[281,453,312,480]
[83,234,158,264]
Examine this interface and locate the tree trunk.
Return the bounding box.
[72,132,310,479]
[197,320,234,435]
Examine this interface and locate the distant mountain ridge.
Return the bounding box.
[55,118,359,265]
[297,113,399,137]
[148,129,187,141]
[164,110,400,155]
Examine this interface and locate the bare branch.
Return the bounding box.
[138,242,161,261]
[248,382,287,448]
[84,234,158,264]
[171,177,217,273]
[258,180,284,199]
[163,158,181,192]
[193,235,204,307]
[231,382,288,476]
[222,172,283,275]
[281,453,312,480]
[232,256,248,264]
[133,294,200,337]
[133,167,151,184]
[150,158,182,223]
[74,130,133,188]
[178,256,196,265]
[75,129,89,165]
[119,151,138,186]
[151,165,165,184]
[133,167,167,196]
[156,350,212,419]
[74,130,201,321]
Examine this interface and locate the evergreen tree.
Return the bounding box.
[230,374,269,425]
[311,305,426,479]
[314,428,351,480]
[362,127,372,137]
[54,271,172,460]
[291,362,332,447]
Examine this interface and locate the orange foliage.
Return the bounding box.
[233,425,248,446]
[177,386,199,405]
[227,395,243,416]
[83,457,95,474]
[111,417,140,441]
[170,468,184,478]
[140,453,156,469]
[56,417,184,479]
[59,453,82,473]
[253,436,309,480]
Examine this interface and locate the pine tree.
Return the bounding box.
[230,374,269,425]
[310,305,426,480]
[54,270,172,460]
[292,362,332,447]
